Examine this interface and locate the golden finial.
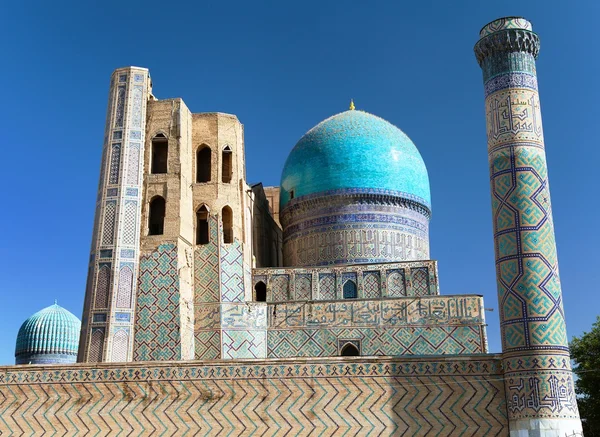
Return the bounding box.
[349,99,355,110]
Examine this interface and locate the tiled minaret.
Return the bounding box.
[78,67,151,363]
[475,18,582,435]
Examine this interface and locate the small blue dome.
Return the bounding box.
[280,110,430,209]
[15,303,81,365]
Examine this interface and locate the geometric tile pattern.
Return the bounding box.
[267,296,486,357]
[116,265,133,308]
[101,201,116,246]
[222,329,266,359]
[115,86,125,127]
[220,240,244,303]
[108,143,121,184]
[88,328,104,363]
[122,200,137,245]
[194,216,221,360]
[363,271,380,298]
[126,143,140,186]
[387,269,406,297]
[194,215,220,304]
[94,264,110,309]
[475,22,580,425]
[254,261,438,302]
[133,244,181,361]
[268,325,483,357]
[270,275,289,302]
[110,328,129,362]
[412,268,429,296]
[318,273,336,300]
[294,274,311,300]
[0,356,507,436]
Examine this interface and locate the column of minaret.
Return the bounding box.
[78,67,150,363]
[475,17,582,436]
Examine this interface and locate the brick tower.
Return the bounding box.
[475,18,582,435]
[78,67,151,362]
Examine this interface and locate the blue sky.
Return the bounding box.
[0,0,597,365]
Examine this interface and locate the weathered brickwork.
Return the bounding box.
[0,356,507,436]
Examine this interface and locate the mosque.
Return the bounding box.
[5,17,583,436]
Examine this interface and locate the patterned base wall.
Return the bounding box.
[0,355,507,436]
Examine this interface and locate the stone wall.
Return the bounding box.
[0,355,507,435]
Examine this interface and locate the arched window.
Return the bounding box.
[343,280,357,299]
[151,134,168,174]
[340,343,360,357]
[196,205,209,244]
[222,145,232,183]
[255,281,267,302]
[196,146,211,183]
[222,206,233,243]
[149,196,165,235]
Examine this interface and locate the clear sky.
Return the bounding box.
[0,0,597,365]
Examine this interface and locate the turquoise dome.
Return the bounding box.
[15,303,81,365]
[280,110,430,209]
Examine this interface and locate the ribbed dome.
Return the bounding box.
[280,109,430,209]
[15,303,81,365]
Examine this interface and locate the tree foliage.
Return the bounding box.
[570,315,600,436]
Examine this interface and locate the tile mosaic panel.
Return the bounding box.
[122,200,137,245]
[254,260,438,302]
[411,268,429,296]
[318,273,336,300]
[108,143,121,184]
[101,201,116,246]
[133,244,181,361]
[116,265,133,308]
[294,274,311,300]
[220,240,244,303]
[476,22,580,425]
[94,264,110,309]
[387,269,406,297]
[267,296,486,357]
[126,143,140,185]
[363,271,380,298]
[270,275,289,302]
[89,328,105,362]
[111,328,129,362]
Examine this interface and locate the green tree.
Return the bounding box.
[571,316,600,436]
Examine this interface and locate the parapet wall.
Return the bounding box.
[254,259,439,301]
[0,355,507,436]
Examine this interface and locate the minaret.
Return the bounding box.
[78,67,151,363]
[475,18,582,435]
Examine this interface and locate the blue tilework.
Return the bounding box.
[15,304,81,365]
[280,110,430,209]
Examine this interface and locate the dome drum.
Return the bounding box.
[281,190,430,266]
[280,109,432,267]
